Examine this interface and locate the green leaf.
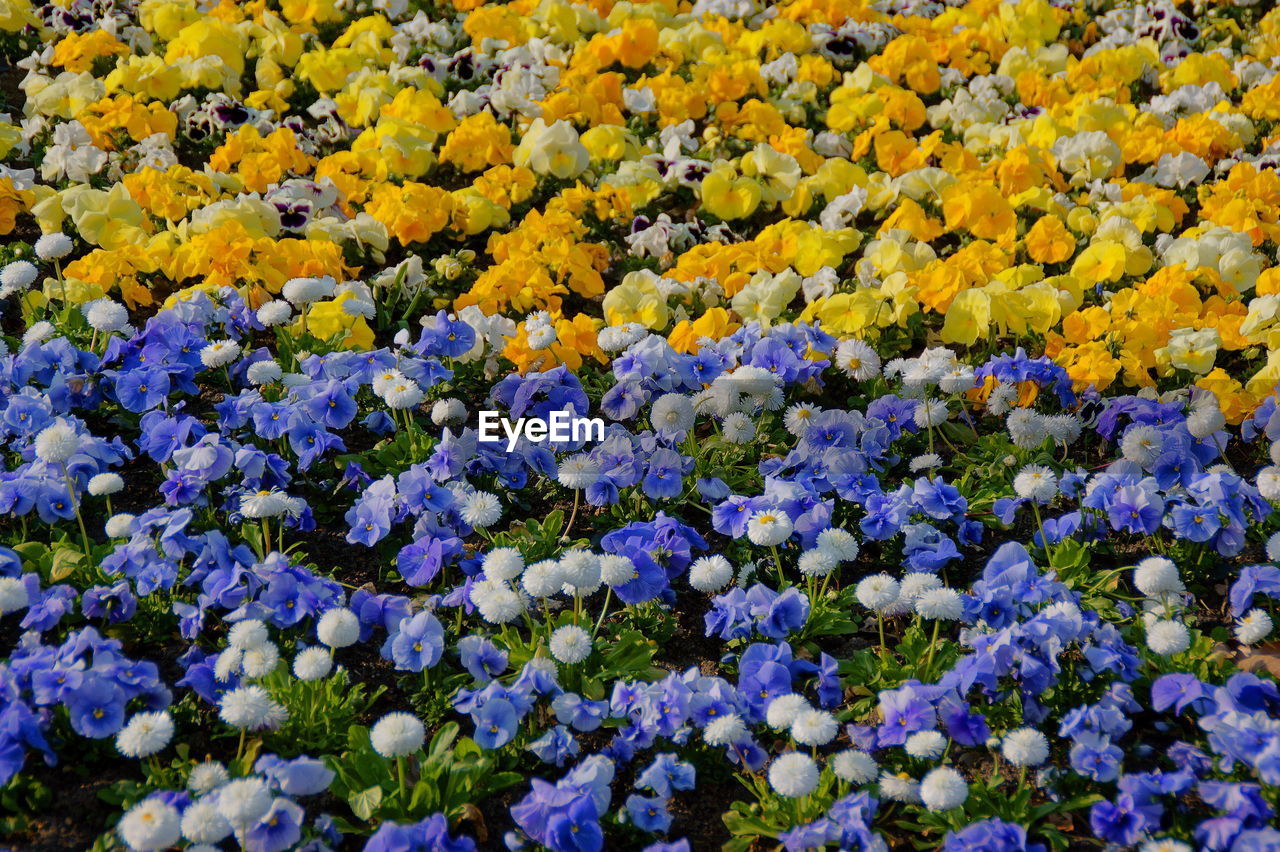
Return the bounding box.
[49,547,84,582]
[349,785,383,821]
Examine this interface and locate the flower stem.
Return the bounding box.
[61,464,93,564]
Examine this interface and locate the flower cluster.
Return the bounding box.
[5,0,1280,850]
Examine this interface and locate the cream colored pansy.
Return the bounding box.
[512,118,589,179]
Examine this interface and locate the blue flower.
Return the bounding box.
[625,794,673,833]
[472,697,519,749]
[385,611,444,672]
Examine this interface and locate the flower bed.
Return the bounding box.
[2,0,1280,850]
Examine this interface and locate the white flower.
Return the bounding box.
[105,513,137,538]
[483,547,525,582]
[118,798,182,851]
[1138,840,1193,852]
[246,361,283,385]
[703,713,747,746]
[228,619,270,650]
[219,685,287,730]
[316,606,360,647]
[0,577,29,614]
[215,777,273,829]
[293,646,334,681]
[527,324,556,349]
[791,709,839,746]
[1153,152,1209,189]
[240,489,292,519]
[187,761,229,795]
[797,549,836,577]
[1001,727,1050,766]
[1186,404,1224,439]
[831,750,878,784]
[920,766,968,811]
[768,752,819,798]
[0,260,38,295]
[599,554,637,586]
[1044,414,1083,444]
[200,340,240,368]
[116,711,174,758]
[746,510,792,546]
[889,572,942,615]
[783,403,819,436]
[651,393,695,435]
[689,555,734,592]
[557,454,601,490]
[834,339,881,380]
[558,549,601,592]
[766,694,811,729]
[879,771,921,803]
[34,232,73,261]
[256,300,293,326]
[938,366,976,394]
[283,276,335,305]
[34,421,79,464]
[1006,408,1047,448]
[1268,531,1280,562]
[383,379,425,410]
[905,730,947,759]
[85,299,129,333]
[180,799,232,845]
[597,323,646,352]
[1121,425,1163,467]
[909,453,943,472]
[913,399,949,428]
[214,647,243,682]
[1236,608,1273,645]
[431,398,467,425]
[88,472,124,496]
[522,560,565,598]
[22,320,55,346]
[471,580,524,624]
[722,412,756,444]
[1013,465,1057,503]
[549,625,592,664]
[915,587,964,621]
[1146,620,1191,656]
[1134,557,1184,598]
[855,574,900,612]
[370,712,426,757]
[816,528,859,561]
[241,643,279,678]
[1260,466,1280,502]
[460,491,502,528]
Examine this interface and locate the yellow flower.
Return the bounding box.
[440,112,514,173]
[1070,241,1128,284]
[164,17,248,76]
[1024,214,1076,264]
[580,125,638,161]
[602,271,669,329]
[60,184,148,250]
[941,288,991,346]
[668,307,741,354]
[513,119,590,179]
[291,292,374,349]
[700,163,763,221]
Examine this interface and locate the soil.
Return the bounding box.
[5,762,119,852]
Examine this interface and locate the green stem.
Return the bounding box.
[923,618,940,675]
[563,489,580,542]
[61,465,93,563]
[592,587,613,639]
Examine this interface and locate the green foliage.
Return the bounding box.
[326,722,521,833]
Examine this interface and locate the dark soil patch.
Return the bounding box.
[4,763,118,852]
